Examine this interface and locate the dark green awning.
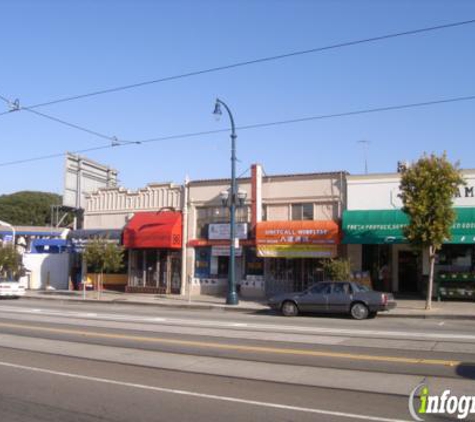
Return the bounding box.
[343,210,408,244]
[343,208,475,245]
[449,208,475,244]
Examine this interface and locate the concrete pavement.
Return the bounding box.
[1,300,474,421]
[20,289,475,320]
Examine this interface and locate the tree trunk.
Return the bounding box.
[426,245,436,310]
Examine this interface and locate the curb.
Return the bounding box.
[20,295,475,320]
[20,295,262,313]
[377,312,475,321]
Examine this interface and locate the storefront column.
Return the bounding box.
[142,251,146,288]
[180,178,189,296]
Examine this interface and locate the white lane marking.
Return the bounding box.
[1,305,474,342]
[0,360,410,422]
[438,322,445,326]
[231,323,248,327]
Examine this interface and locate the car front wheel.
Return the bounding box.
[350,302,369,320]
[281,301,299,317]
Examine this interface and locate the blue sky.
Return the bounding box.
[1,0,474,195]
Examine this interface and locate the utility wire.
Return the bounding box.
[0,93,473,168]
[5,18,475,111]
[0,92,138,146]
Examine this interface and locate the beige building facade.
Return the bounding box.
[82,165,347,298]
[187,165,347,298]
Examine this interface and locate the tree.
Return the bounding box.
[0,191,62,226]
[0,245,23,279]
[399,153,465,310]
[322,258,351,281]
[83,238,124,295]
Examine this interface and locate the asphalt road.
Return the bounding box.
[0,298,474,422]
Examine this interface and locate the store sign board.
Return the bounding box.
[256,220,339,246]
[347,173,475,211]
[257,245,337,258]
[208,223,248,240]
[211,246,243,257]
[343,208,475,245]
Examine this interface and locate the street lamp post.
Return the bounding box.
[213,98,240,305]
[0,219,16,248]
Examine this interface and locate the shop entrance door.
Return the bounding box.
[170,252,181,294]
[398,251,419,293]
[265,258,324,296]
[145,250,158,288]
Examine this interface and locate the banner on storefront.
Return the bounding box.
[211,245,243,257]
[208,223,248,240]
[257,244,337,258]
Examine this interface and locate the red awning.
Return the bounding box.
[123,211,182,249]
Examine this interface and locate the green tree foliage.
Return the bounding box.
[0,191,62,226]
[399,153,465,310]
[83,239,124,274]
[0,245,23,279]
[322,258,351,281]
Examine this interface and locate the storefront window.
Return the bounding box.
[265,258,324,295]
[245,247,264,276]
[195,247,211,278]
[195,206,250,238]
[437,245,474,267]
[291,203,314,221]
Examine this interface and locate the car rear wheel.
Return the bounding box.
[281,301,299,317]
[350,302,369,320]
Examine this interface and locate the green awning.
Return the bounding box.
[343,208,475,245]
[449,208,475,244]
[343,210,409,244]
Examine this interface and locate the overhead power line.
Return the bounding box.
[0,93,473,168]
[1,18,473,111]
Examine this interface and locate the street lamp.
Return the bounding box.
[0,219,15,248]
[213,98,245,305]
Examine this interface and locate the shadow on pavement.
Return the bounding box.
[456,363,475,380]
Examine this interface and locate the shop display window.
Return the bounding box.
[245,247,264,276]
[436,245,475,300]
[194,247,211,278]
[195,206,250,238]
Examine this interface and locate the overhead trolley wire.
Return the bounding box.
[0,91,138,146]
[0,93,473,168]
[3,18,475,111]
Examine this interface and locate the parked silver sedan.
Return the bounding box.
[268,281,396,320]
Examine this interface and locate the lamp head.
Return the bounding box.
[213,100,222,121]
[237,190,247,206]
[220,189,229,206]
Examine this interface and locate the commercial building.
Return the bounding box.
[186,165,346,298]
[343,170,475,297]
[83,182,185,294]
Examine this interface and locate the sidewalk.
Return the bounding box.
[20,290,475,320]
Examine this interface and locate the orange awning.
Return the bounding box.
[256,220,340,245]
[256,220,339,258]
